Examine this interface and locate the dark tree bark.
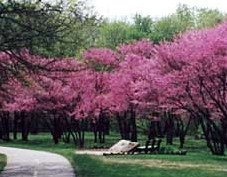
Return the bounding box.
[164,112,174,145]
[175,115,192,149]
[0,111,10,141]
[13,111,19,140]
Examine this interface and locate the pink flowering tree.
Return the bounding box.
[73,48,118,144]
[155,22,227,154]
[106,40,160,142]
[0,50,85,143]
[2,22,227,153]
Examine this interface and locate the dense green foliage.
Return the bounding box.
[95,4,227,48]
[36,1,101,57]
[0,0,65,52]
[0,0,100,57]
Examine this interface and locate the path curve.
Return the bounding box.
[0,146,75,177]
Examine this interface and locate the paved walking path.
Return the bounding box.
[0,146,75,177]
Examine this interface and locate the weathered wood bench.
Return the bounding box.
[136,138,162,154]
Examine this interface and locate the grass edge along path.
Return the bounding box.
[0,153,6,173]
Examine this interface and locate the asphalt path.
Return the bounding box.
[0,146,75,177]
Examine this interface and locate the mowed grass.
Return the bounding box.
[75,155,227,177]
[0,132,227,177]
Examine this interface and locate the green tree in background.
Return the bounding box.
[195,8,227,28]
[0,0,66,53]
[95,21,136,49]
[37,0,101,57]
[94,4,227,48]
[134,14,153,35]
[0,0,101,57]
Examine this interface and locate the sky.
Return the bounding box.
[89,0,227,20]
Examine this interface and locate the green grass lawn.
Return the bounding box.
[75,155,227,177]
[0,154,6,173]
[0,133,227,177]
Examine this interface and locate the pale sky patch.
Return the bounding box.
[89,0,227,20]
